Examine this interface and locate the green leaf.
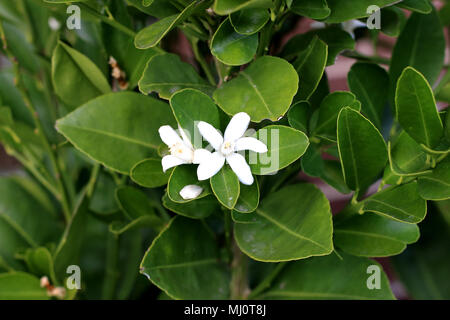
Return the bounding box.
[211,18,258,66]
[139,53,214,100]
[260,252,394,299]
[337,108,388,191]
[288,101,310,134]
[334,213,419,257]
[213,0,272,15]
[162,194,219,219]
[131,158,171,188]
[229,8,270,35]
[0,177,60,247]
[52,41,111,109]
[234,184,333,262]
[213,56,299,122]
[53,192,89,278]
[89,172,119,214]
[0,272,48,300]
[290,0,331,20]
[380,7,406,37]
[170,89,220,148]
[234,180,259,213]
[115,186,158,220]
[293,36,328,101]
[282,27,355,66]
[140,217,230,299]
[24,247,57,283]
[0,71,32,126]
[391,205,450,299]
[167,165,211,203]
[387,131,430,176]
[56,92,176,174]
[312,91,361,141]
[390,7,445,89]
[395,67,443,148]
[417,159,450,200]
[210,165,240,209]
[363,182,427,223]
[348,63,389,130]
[325,0,400,23]
[134,1,198,49]
[249,125,309,175]
[397,0,432,14]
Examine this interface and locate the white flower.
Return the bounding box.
[342,20,366,38]
[310,20,366,39]
[179,185,203,200]
[159,125,204,172]
[48,17,61,31]
[195,112,267,185]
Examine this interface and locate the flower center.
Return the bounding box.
[170,142,194,162]
[220,141,235,156]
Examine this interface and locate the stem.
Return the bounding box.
[230,241,250,300]
[190,38,216,85]
[342,51,390,65]
[0,20,72,223]
[101,234,120,300]
[224,210,233,262]
[78,3,136,37]
[248,262,287,299]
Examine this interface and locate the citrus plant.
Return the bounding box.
[0,0,449,300]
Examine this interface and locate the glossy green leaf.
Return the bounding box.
[139,53,214,99]
[0,177,60,247]
[290,0,331,20]
[162,194,218,219]
[229,8,270,35]
[56,92,176,174]
[53,192,89,278]
[380,7,406,37]
[395,67,443,148]
[213,56,299,122]
[0,71,32,126]
[89,172,119,214]
[288,101,310,134]
[325,0,400,23]
[131,158,171,188]
[52,41,111,108]
[391,206,450,299]
[127,0,178,18]
[282,27,355,66]
[24,247,57,283]
[210,165,240,209]
[397,0,432,14]
[0,272,48,300]
[417,159,450,200]
[260,252,394,299]
[390,7,445,89]
[140,217,230,299]
[167,165,211,203]
[211,18,258,66]
[115,186,158,220]
[363,182,427,223]
[388,131,430,176]
[234,179,259,213]
[334,213,420,257]
[337,108,388,191]
[170,89,220,147]
[134,1,198,49]
[213,0,272,15]
[294,36,328,101]
[348,63,389,130]
[312,91,361,141]
[249,125,309,175]
[234,184,333,262]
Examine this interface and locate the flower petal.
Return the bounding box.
[197,121,223,150]
[226,152,254,185]
[178,125,193,149]
[197,152,225,181]
[179,185,203,200]
[193,148,212,164]
[159,125,182,147]
[235,137,268,153]
[224,112,250,142]
[161,155,186,172]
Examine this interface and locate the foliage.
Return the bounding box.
[0,0,449,300]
